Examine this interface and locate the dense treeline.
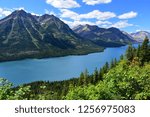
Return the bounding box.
[0,37,150,100]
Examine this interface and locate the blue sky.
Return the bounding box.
[0,0,149,32]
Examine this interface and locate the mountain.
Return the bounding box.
[0,10,102,61]
[73,24,136,47]
[122,31,135,40]
[131,31,150,42]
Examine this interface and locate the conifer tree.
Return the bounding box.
[83,69,89,85]
[126,44,135,62]
[103,62,109,73]
[120,55,124,60]
[78,72,84,86]
[110,59,115,68]
[114,58,118,66]
[98,68,104,81]
[93,68,99,84]
[139,36,149,65]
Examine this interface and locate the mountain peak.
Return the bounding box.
[12,10,27,15]
[84,24,98,28]
[76,24,100,32]
[131,31,150,42]
[10,10,29,18]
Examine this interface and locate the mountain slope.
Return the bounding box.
[0,10,102,61]
[73,24,136,47]
[131,31,150,42]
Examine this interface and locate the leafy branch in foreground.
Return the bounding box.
[0,78,31,100]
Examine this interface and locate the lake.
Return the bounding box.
[0,44,138,86]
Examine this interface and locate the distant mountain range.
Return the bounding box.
[131,31,150,42]
[0,10,137,61]
[73,24,136,47]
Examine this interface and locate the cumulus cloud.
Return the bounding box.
[0,8,12,17]
[61,17,113,28]
[96,20,112,25]
[111,20,133,28]
[61,19,95,27]
[83,0,112,5]
[60,9,79,20]
[118,11,137,19]
[60,9,116,21]
[46,0,80,9]
[80,10,116,20]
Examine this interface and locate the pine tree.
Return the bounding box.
[139,36,149,65]
[103,62,109,73]
[136,45,141,58]
[114,58,118,66]
[83,69,89,85]
[110,59,115,68]
[98,68,104,81]
[78,72,84,86]
[120,55,124,60]
[93,68,99,84]
[126,44,135,62]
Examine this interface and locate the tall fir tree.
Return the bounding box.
[93,68,99,84]
[126,44,136,62]
[139,36,149,65]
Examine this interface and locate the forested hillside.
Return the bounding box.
[0,37,149,100]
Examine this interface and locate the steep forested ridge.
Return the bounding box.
[0,37,149,100]
[0,10,102,62]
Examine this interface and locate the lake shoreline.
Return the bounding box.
[0,48,104,63]
[0,43,132,63]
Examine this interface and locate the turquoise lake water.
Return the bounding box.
[0,44,138,86]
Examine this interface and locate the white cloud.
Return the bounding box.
[96,20,112,25]
[45,9,56,16]
[60,9,79,20]
[62,19,95,27]
[136,29,142,32]
[60,9,116,21]
[83,0,112,5]
[0,7,42,18]
[60,9,116,28]
[31,12,41,16]
[46,0,80,9]
[0,8,12,17]
[111,20,133,28]
[118,11,137,19]
[61,18,113,28]
[79,10,116,20]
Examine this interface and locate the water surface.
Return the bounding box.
[0,44,138,86]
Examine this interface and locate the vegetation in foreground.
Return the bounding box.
[0,37,150,100]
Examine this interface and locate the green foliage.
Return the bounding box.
[65,61,150,100]
[0,78,13,99]
[0,78,31,100]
